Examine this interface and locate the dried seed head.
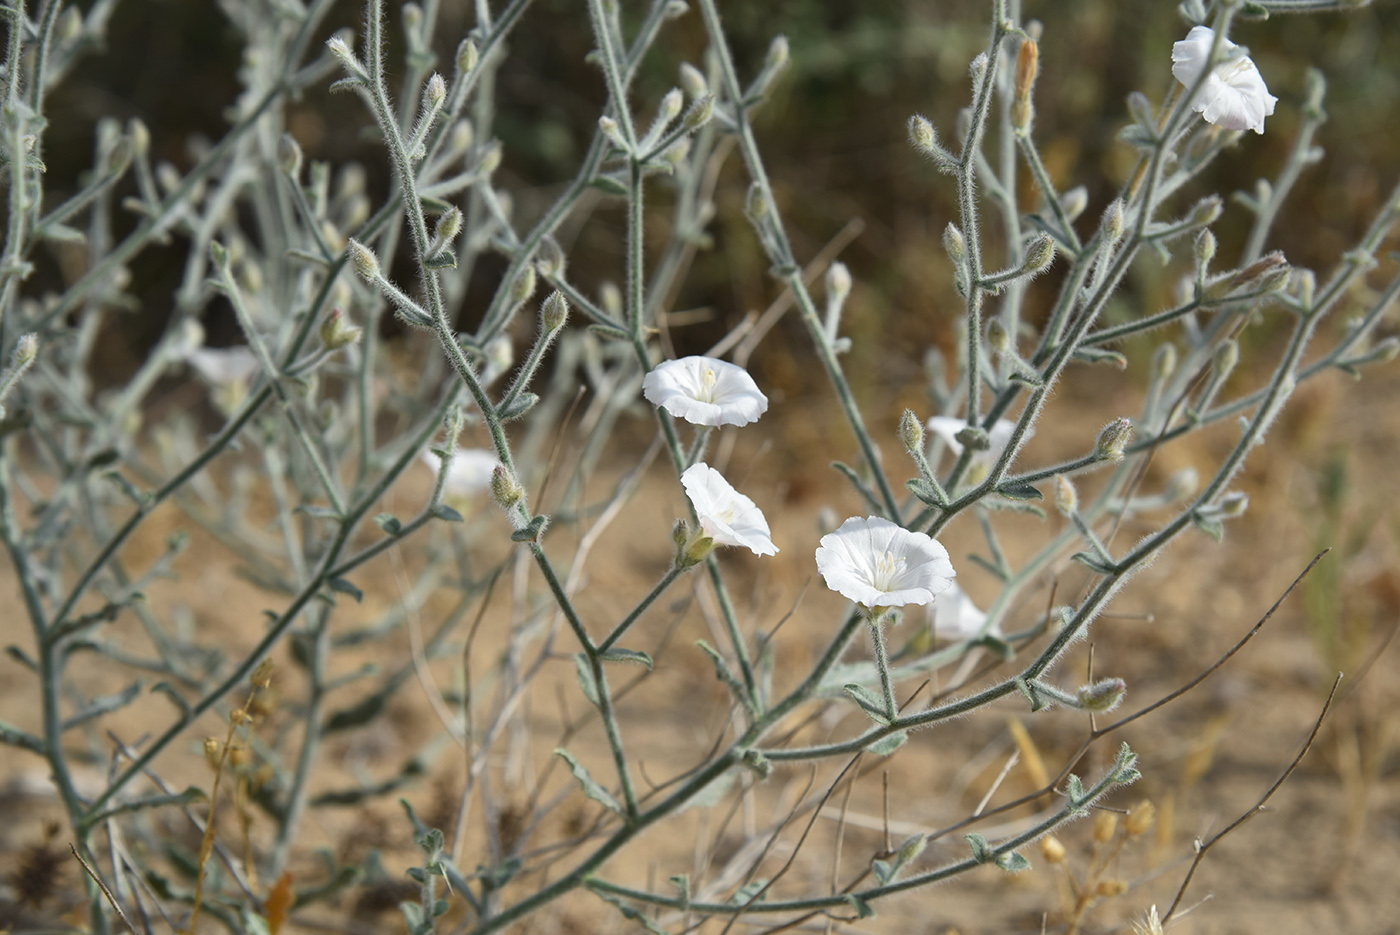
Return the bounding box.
[204,738,224,772]
[251,658,275,689]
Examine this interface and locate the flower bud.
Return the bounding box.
[127,118,150,157]
[448,120,474,155]
[484,334,514,378]
[1152,342,1177,381]
[326,34,362,74]
[1094,417,1133,462]
[1102,199,1125,242]
[1053,475,1078,516]
[600,281,622,317]
[278,133,303,179]
[489,465,525,510]
[401,2,422,32]
[657,88,683,126]
[969,51,988,83]
[457,38,479,74]
[599,115,628,151]
[679,62,708,99]
[425,73,447,108]
[943,223,966,264]
[203,738,224,772]
[1095,879,1128,898]
[540,290,569,332]
[1011,38,1038,131]
[908,114,936,153]
[745,182,769,221]
[510,264,536,305]
[764,35,789,71]
[475,139,503,175]
[986,318,1010,354]
[57,6,82,42]
[1189,195,1223,228]
[899,409,924,455]
[672,518,690,555]
[1194,229,1217,269]
[1077,677,1126,713]
[434,206,463,244]
[1167,467,1199,502]
[346,239,380,279]
[13,333,38,366]
[683,534,716,567]
[826,261,852,308]
[1060,186,1088,221]
[319,308,363,350]
[1092,810,1118,843]
[1021,233,1055,274]
[683,94,714,131]
[1217,491,1249,518]
[536,235,566,280]
[1125,800,1156,837]
[1213,339,1239,382]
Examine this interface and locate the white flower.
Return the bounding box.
[926,416,1027,483]
[642,356,768,427]
[1171,26,1277,135]
[184,346,260,386]
[421,447,501,498]
[815,516,955,610]
[681,463,777,556]
[929,583,1000,641]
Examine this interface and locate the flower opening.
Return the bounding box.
[1171,26,1277,134]
[680,463,777,556]
[815,516,955,610]
[643,356,768,427]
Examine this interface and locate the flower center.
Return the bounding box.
[871,550,904,590]
[696,366,718,402]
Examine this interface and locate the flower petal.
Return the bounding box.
[815,516,955,609]
[681,463,778,556]
[643,357,769,427]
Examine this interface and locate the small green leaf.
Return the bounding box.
[424,251,457,270]
[375,513,403,535]
[554,747,622,814]
[844,893,875,918]
[498,392,539,421]
[996,850,1032,873]
[599,647,653,669]
[964,832,991,863]
[865,731,908,756]
[328,577,364,602]
[589,174,628,196]
[573,653,599,705]
[432,503,464,523]
[842,683,891,724]
[997,482,1042,501]
[730,879,768,905]
[1191,511,1225,542]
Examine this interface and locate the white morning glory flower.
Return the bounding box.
[815,515,956,611]
[642,356,768,427]
[926,416,1028,483]
[1171,26,1277,135]
[680,462,778,556]
[184,346,260,386]
[421,447,501,498]
[929,583,1000,641]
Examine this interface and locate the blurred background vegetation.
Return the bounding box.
[45,0,1399,395]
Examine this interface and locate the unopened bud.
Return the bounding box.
[1216,491,1249,518]
[1011,39,1038,131]
[764,35,789,72]
[278,133,303,178]
[1021,233,1055,274]
[476,139,503,175]
[57,6,82,42]
[456,38,479,74]
[679,62,707,99]
[599,115,628,151]
[319,308,363,350]
[1194,229,1216,269]
[1213,339,1239,381]
[657,88,683,125]
[326,35,362,73]
[899,409,924,455]
[1094,417,1133,462]
[1293,267,1315,307]
[127,118,150,157]
[745,182,769,221]
[1152,343,1177,381]
[510,264,536,305]
[1092,810,1118,843]
[1060,186,1089,221]
[1167,467,1199,502]
[536,235,566,279]
[672,518,690,557]
[203,738,224,772]
[1077,677,1126,713]
[346,239,380,279]
[489,465,525,509]
[683,534,716,567]
[1095,879,1129,898]
[908,114,936,153]
[943,223,966,264]
[484,334,513,376]
[434,207,463,244]
[683,94,714,131]
[209,240,229,268]
[401,3,422,32]
[1126,800,1156,836]
[600,281,622,317]
[1040,835,1066,864]
[540,291,569,332]
[425,73,447,108]
[1372,336,1400,362]
[987,318,1010,354]
[826,262,852,308]
[448,120,474,154]
[1102,199,1125,242]
[1053,475,1078,516]
[1189,195,1223,228]
[969,51,988,83]
[14,333,38,366]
